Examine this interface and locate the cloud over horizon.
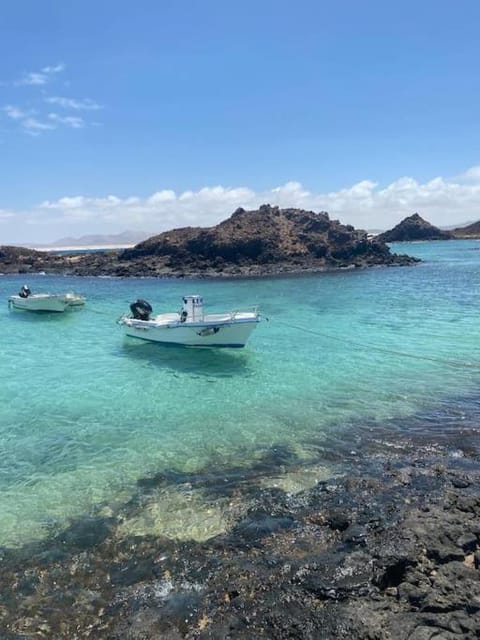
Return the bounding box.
[2,167,480,244]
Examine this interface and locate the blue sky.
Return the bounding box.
[1,0,480,243]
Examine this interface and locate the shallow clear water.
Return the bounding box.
[1,239,479,547]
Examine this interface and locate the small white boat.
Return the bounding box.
[8,285,86,312]
[118,295,260,348]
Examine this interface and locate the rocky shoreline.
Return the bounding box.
[0,427,479,639]
[0,252,418,279]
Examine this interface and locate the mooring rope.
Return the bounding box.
[268,317,480,371]
[87,308,114,317]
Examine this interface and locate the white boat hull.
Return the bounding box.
[8,293,85,312]
[121,314,259,348]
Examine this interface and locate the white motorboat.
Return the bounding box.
[118,295,260,348]
[8,285,86,312]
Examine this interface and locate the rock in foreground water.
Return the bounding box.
[0,437,478,639]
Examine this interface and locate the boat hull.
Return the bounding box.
[121,318,258,347]
[8,294,85,312]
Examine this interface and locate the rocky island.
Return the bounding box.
[0,205,417,277]
[377,213,454,242]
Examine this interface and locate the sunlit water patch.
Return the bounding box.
[0,239,479,547]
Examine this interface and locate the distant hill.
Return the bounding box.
[377,213,454,242]
[34,230,151,248]
[451,220,480,238]
[441,220,476,231]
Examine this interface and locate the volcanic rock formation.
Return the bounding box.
[117,204,417,277]
[0,205,418,277]
[377,213,453,242]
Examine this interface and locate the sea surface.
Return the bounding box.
[1,240,479,548]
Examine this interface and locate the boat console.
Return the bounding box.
[182,295,204,322]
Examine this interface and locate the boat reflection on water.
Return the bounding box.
[119,338,255,379]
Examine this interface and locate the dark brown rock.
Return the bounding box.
[118,205,418,276]
[1,206,419,277]
[377,213,454,242]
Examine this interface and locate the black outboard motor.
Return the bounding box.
[19,285,31,298]
[130,299,153,321]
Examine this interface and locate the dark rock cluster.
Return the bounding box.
[0,244,119,276]
[118,204,417,277]
[377,213,454,242]
[0,437,478,639]
[0,205,418,278]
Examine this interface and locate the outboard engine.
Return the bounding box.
[130,299,152,321]
[19,285,31,298]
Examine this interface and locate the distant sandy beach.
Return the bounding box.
[31,244,135,252]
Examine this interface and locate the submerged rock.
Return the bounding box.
[0,439,478,639]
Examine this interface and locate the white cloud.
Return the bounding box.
[17,63,65,86]
[41,64,65,74]
[4,65,102,136]
[462,166,480,180]
[20,72,48,86]
[148,190,176,205]
[3,105,27,119]
[2,166,480,243]
[40,196,87,210]
[22,117,55,134]
[45,96,102,110]
[48,113,84,128]
[2,108,90,136]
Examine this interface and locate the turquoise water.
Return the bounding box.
[1,239,480,547]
